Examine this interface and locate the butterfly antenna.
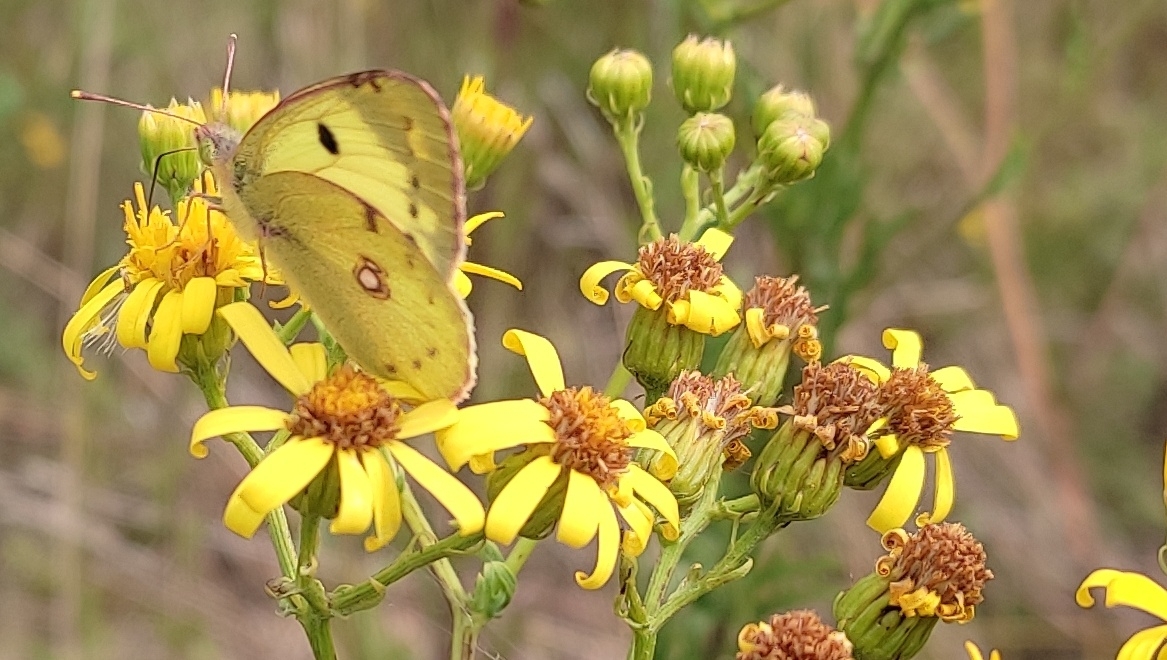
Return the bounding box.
[220,33,238,118]
[145,147,199,209]
[70,91,203,127]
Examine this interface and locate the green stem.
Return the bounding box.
[504,537,539,576]
[613,118,662,243]
[722,184,776,232]
[680,163,765,241]
[678,165,701,237]
[628,628,657,660]
[604,364,633,399]
[643,474,720,607]
[276,307,315,344]
[709,168,730,227]
[302,615,337,660]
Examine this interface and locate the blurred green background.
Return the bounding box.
[2,0,1164,657]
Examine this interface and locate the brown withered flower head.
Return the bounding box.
[736,609,854,660]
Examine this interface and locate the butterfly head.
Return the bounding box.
[194,122,242,168]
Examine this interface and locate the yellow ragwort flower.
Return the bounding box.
[965,641,1002,660]
[452,76,533,190]
[62,174,276,378]
[189,302,484,551]
[1078,568,1167,659]
[843,329,1019,533]
[452,211,523,298]
[207,88,280,135]
[580,228,741,336]
[435,330,680,589]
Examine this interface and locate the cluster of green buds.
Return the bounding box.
[671,35,738,174]
[753,83,831,186]
[713,275,826,406]
[644,371,777,511]
[834,523,992,660]
[137,99,207,204]
[751,361,880,521]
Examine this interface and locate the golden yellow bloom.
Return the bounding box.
[842,329,1019,532]
[190,303,484,550]
[965,641,1002,660]
[62,174,276,378]
[452,76,533,190]
[1078,568,1167,659]
[581,228,741,336]
[207,88,280,134]
[452,211,523,298]
[435,330,679,589]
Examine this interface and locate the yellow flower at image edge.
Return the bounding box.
[1078,569,1167,659]
[844,329,1019,532]
[435,329,680,589]
[965,641,1001,660]
[453,211,523,298]
[189,302,484,550]
[62,175,272,378]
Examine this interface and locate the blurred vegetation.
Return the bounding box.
[2,0,1166,658]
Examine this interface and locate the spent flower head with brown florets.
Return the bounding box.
[736,610,854,660]
[635,234,725,304]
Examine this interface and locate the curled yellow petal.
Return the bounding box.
[1077,568,1167,619]
[503,329,566,397]
[617,498,654,557]
[461,261,522,291]
[840,355,891,384]
[949,390,1019,439]
[626,431,677,480]
[146,290,184,373]
[1117,626,1167,660]
[63,279,124,380]
[289,343,327,385]
[576,495,620,589]
[866,445,925,533]
[695,227,733,260]
[180,276,217,334]
[388,442,485,535]
[882,328,923,368]
[557,470,602,548]
[932,366,975,392]
[712,276,742,311]
[434,400,553,470]
[580,261,633,305]
[330,448,374,535]
[225,437,334,538]
[485,455,561,545]
[218,302,310,396]
[609,399,646,432]
[464,210,505,236]
[361,449,401,551]
[116,278,163,350]
[624,464,679,533]
[926,447,954,525]
[669,290,740,336]
[453,268,473,298]
[79,265,120,306]
[190,406,289,458]
[625,277,664,310]
[397,399,460,439]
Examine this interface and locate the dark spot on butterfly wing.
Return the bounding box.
[363,204,378,232]
[410,174,420,190]
[402,116,413,131]
[408,202,419,219]
[353,256,390,300]
[427,347,438,357]
[412,359,423,370]
[346,71,383,91]
[317,123,339,155]
[385,363,398,375]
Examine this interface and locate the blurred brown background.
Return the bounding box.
[2,0,1164,657]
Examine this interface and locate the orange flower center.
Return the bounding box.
[539,386,633,489]
[287,366,402,449]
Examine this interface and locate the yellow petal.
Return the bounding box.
[610,399,646,432]
[464,211,505,236]
[576,496,620,589]
[62,279,124,380]
[146,290,184,373]
[116,278,163,350]
[695,227,733,260]
[485,455,561,545]
[882,328,923,368]
[840,355,891,384]
[434,400,553,470]
[379,380,427,405]
[190,406,289,458]
[461,261,523,291]
[453,268,473,298]
[874,433,900,459]
[669,290,741,336]
[932,366,975,392]
[1077,568,1167,619]
[218,302,311,396]
[223,491,269,539]
[225,437,333,537]
[388,441,485,535]
[362,449,402,552]
[929,448,955,524]
[289,343,328,384]
[398,399,460,439]
[181,276,217,334]
[1118,625,1167,660]
[557,470,603,549]
[330,448,374,535]
[79,265,120,306]
[617,498,653,557]
[624,465,680,533]
[580,261,633,305]
[624,277,663,310]
[866,445,925,533]
[503,329,565,397]
[627,430,677,480]
[949,390,1020,439]
[712,276,742,311]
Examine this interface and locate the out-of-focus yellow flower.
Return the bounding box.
[207,87,280,135]
[452,76,532,190]
[435,330,679,589]
[21,112,66,169]
[190,303,484,550]
[965,641,1001,660]
[452,211,522,298]
[1078,568,1167,660]
[62,173,281,378]
[842,329,1019,532]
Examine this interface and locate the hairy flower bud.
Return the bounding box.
[752,84,816,137]
[757,114,831,185]
[588,49,654,122]
[677,112,736,172]
[138,99,205,203]
[672,35,736,114]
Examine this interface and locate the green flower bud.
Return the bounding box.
[471,557,517,619]
[752,84,816,137]
[757,115,831,185]
[844,447,902,490]
[486,447,567,540]
[671,35,736,114]
[751,362,880,521]
[646,372,777,512]
[677,112,735,172]
[623,306,705,403]
[139,99,205,203]
[588,49,654,122]
[835,524,992,660]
